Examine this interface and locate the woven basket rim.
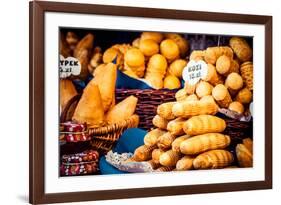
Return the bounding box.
[87,114,139,135]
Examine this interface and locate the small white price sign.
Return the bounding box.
[59,55,81,78]
[249,102,253,116]
[182,60,208,85]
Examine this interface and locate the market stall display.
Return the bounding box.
[59,29,253,176]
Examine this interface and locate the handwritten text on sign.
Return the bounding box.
[182,60,208,85]
[59,55,81,78]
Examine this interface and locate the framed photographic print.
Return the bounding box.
[29,1,272,204]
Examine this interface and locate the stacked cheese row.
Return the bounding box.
[131,96,229,171]
[96,32,189,90]
[132,94,253,171]
[183,37,253,116]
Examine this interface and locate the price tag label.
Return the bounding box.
[182,60,208,85]
[59,55,81,78]
[249,102,253,116]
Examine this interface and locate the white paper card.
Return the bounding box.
[182,60,208,85]
[59,55,81,78]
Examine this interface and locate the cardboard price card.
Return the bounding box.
[59,55,81,78]
[182,60,208,85]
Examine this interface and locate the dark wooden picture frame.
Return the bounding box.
[29,1,272,204]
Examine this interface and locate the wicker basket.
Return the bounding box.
[116,88,177,130]
[60,95,139,153]
[89,115,139,153]
[223,118,253,144]
[60,94,81,122]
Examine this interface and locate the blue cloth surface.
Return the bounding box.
[116,69,153,89]
[72,68,184,90]
[99,128,147,175]
[116,69,185,89]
